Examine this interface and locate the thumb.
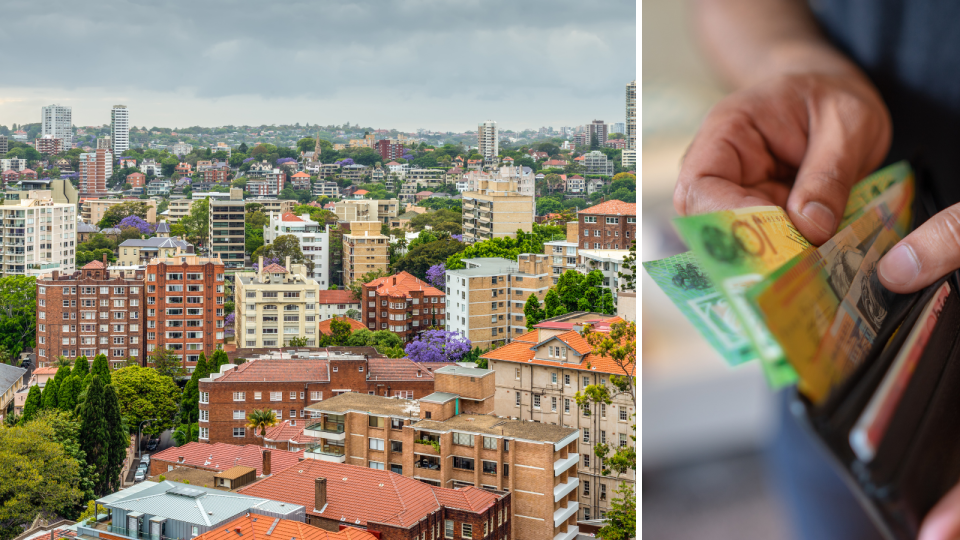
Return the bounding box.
[878,205,960,294]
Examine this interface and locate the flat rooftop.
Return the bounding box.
[413,413,577,444]
[433,364,493,378]
[304,392,420,418]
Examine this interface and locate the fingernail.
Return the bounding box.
[880,244,920,285]
[801,201,835,236]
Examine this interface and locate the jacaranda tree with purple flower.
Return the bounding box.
[243,157,255,163]
[276,157,296,165]
[404,330,471,363]
[251,257,280,272]
[425,263,446,290]
[450,234,464,242]
[118,215,155,235]
[335,158,354,166]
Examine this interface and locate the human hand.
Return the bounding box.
[918,480,960,540]
[673,72,891,245]
[878,204,960,293]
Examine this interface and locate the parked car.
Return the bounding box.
[134,469,146,482]
[146,439,159,451]
[140,454,150,464]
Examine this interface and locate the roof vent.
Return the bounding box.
[343,477,348,481]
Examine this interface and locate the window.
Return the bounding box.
[583,428,590,443]
[620,433,628,447]
[270,392,282,401]
[311,391,322,400]
[233,427,245,438]
[583,454,590,468]
[482,461,497,475]
[601,430,606,444]
[390,440,403,452]
[533,394,541,409]
[564,399,570,413]
[551,397,557,412]
[503,440,509,452]
[514,368,520,380]
[620,408,628,421]
[452,432,474,447]
[445,520,453,539]
[583,481,590,496]
[564,374,570,386]
[290,391,297,400]
[233,392,246,401]
[369,438,384,451]
[453,456,474,471]
[600,483,607,500]
[200,392,209,404]
[233,410,245,420]
[368,461,384,470]
[483,437,497,450]
[391,418,404,430]
[583,376,590,387]
[462,524,472,539]
[601,403,606,418]
[369,416,385,428]
[515,392,521,407]
[584,508,591,520]
[199,427,208,440]
[254,392,262,400]
[552,372,557,384]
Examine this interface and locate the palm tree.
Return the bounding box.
[246,409,278,446]
[54,355,72,368]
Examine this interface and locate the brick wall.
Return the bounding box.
[578,212,636,250]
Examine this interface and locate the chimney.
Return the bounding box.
[262,449,271,476]
[102,252,108,266]
[315,477,327,510]
[285,255,291,271]
[258,255,264,283]
[179,456,184,463]
[392,276,396,285]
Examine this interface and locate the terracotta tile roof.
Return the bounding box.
[261,263,288,273]
[237,459,499,528]
[317,317,366,335]
[315,290,359,305]
[217,358,331,383]
[263,420,317,446]
[385,161,400,166]
[480,323,635,376]
[551,330,594,354]
[367,357,436,381]
[292,172,311,178]
[82,260,106,269]
[354,189,369,195]
[194,514,376,540]
[364,272,444,299]
[33,366,59,375]
[150,442,303,476]
[579,199,637,217]
[280,213,304,222]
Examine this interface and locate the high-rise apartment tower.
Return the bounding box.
[41,104,72,150]
[477,120,498,159]
[111,105,130,156]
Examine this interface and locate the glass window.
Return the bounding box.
[369,416,385,428]
[482,461,497,475]
[482,437,497,450]
[369,438,384,451]
[452,433,474,447]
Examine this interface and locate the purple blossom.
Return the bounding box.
[251,257,280,272]
[425,264,446,289]
[277,157,296,164]
[404,330,471,363]
[402,153,414,160]
[335,158,354,166]
[450,234,464,242]
[243,157,255,163]
[118,215,155,234]
[225,313,235,326]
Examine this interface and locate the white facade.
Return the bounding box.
[626,80,636,151]
[140,159,163,177]
[111,105,130,156]
[264,212,330,287]
[1,197,77,278]
[461,166,534,197]
[621,149,636,171]
[41,104,72,149]
[172,142,193,156]
[478,120,498,159]
[577,249,631,297]
[0,158,28,172]
[583,151,614,176]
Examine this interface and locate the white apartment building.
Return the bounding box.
[1,194,77,277]
[140,159,163,177]
[41,104,72,150]
[462,166,535,198]
[111,105,130,156]
[234,257,322,348]
[263,212,330,287]
[583,151,614,176]
[0,158,28,172]
[166,199,194,223]
[577,249,632,297]
[171,142,193,156]
[625,80,636,167]
[478,120,498,159]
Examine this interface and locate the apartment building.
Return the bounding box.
[342,222,388,286]
[234,258,322,348]
[239,458,508,540]
[316,289,361,320]
[197,352,439,445]
[586,120,608,147]
[582,151,614,177]
[340,164,370,182]
[577,200,636,251]
[461,167,534,198]
[82,198,158,225]
[302,382,579,540]
[209,200,246,269]
[246,198,296,215]
[111,105,130,156]
[478,121,498,159]
[333,199,400,224]
[0,136,6,156]
[263,213,330,286]
[625,80,636,152]
[35,136,63,155]
[41,104,72,149]
[145,254,226,371]
[360,272,445,341]
[577,249,632,294]
[0,195,77,277]
[375,139,405,161]
[444,255,551,348]
[201,168,229,184]
[118,237,193,266]
[543,222,580,284]
[165,198,193,223]
[462,185,534,243]
[0,158,27,173]
[126,172,146,188]
[78,148,112,196]
[482,312,635,522]
[405,168,447,189]
[312,181,340,198]
[35,257,145,368]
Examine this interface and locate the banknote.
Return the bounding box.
[673,206,810,386]
[643,252,756,366]
[839,160,913,231]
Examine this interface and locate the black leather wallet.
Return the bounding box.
[791,161,960,540]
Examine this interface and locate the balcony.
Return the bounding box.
[553,453,578,477]
[553,526,579,540]
[304,422,345,440]
[304,444,346,463]
[553,477,579,502]
[553,502,579,528]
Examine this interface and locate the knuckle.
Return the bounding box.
[930,207,960,253]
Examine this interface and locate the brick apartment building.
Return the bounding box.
[149,441,302,481]
[126,172,146,188]
[361,272,446,342]
[202,168,229,184]
[198,351,440,446]
[36,257,145,368]
[145,254,226,371]
[301,367,580,540]
[35,136,63,155]
[577,200,636,251]
[78,148,112,197]
[239,458,510,540]
[375,139,405,161]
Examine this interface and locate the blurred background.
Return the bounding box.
[641,2,791,539]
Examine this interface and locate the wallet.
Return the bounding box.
[791,160,960,540]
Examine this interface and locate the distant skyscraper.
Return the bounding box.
[626,80,636,151]
[478,120,498,159]
[111,105,129,156]
[79,148,112,196]
[97,136,112,150]
[41,104,72,149]
[611,122,625,134]
[587,120,608,147]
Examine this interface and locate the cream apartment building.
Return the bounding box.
[445,254,552,349]
[543,222,580,284]
[462,180,534,243]
[482,312,636,522]
[2,194,77,277]
[333,199,399,224]
[234,256,322,348]
[82,198,158,225]
[165,198,194,223]
[342,221,388,286]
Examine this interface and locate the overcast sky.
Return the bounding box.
[0,0,636,132]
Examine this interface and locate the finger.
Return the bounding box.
[785,93,890,245]
[918,480,960,540]
[878,205,960,294]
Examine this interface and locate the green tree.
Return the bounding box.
[90,354,111,385]
[619,240,637,292]
[524,295,546,330]
[289,336,309,347]
[57,375,82,413]
[0,275,37,358]
[150,348,185,379]
[245,223,264,257]
[172,423,199,446]
[41,377,59,410]
[103,383,128,493]
[161,157,178,177]
[246,409,279,446]
[348,269,387,300]
[392,238,465,280]
[53,361,71,385]
[598,483,636,540]
[0,420,85,540]
[79,376,110,495]
[180,197,210,248]
[97,201,151,229]
[112,366,181,436]
[20,385,41,424]
[600,289,615,315]
[72,355,89,379]
[208,349,229,375]
[179,353,208,424]
[544,289,565,318]
[324,317,354,346]
[253,235,313,274]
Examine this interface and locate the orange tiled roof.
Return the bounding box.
[480,322,635,376]
[354,189,369,195]
[292,171,311,178]
[81,260,106,270]
[367,357,436,381]
[193,514,376,540]
[280,212,304,222]
[364,272,444,298]
[263,420,317,446]
[315,290,359,305]
[318,316,367,334]
[262,263,288,273]
[579,200,637,217]
[150,442,303,476]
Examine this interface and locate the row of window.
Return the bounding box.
[39,286,140,295]
[582,428,630,447]
[148,273,217,281]
[582,216,636,224]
